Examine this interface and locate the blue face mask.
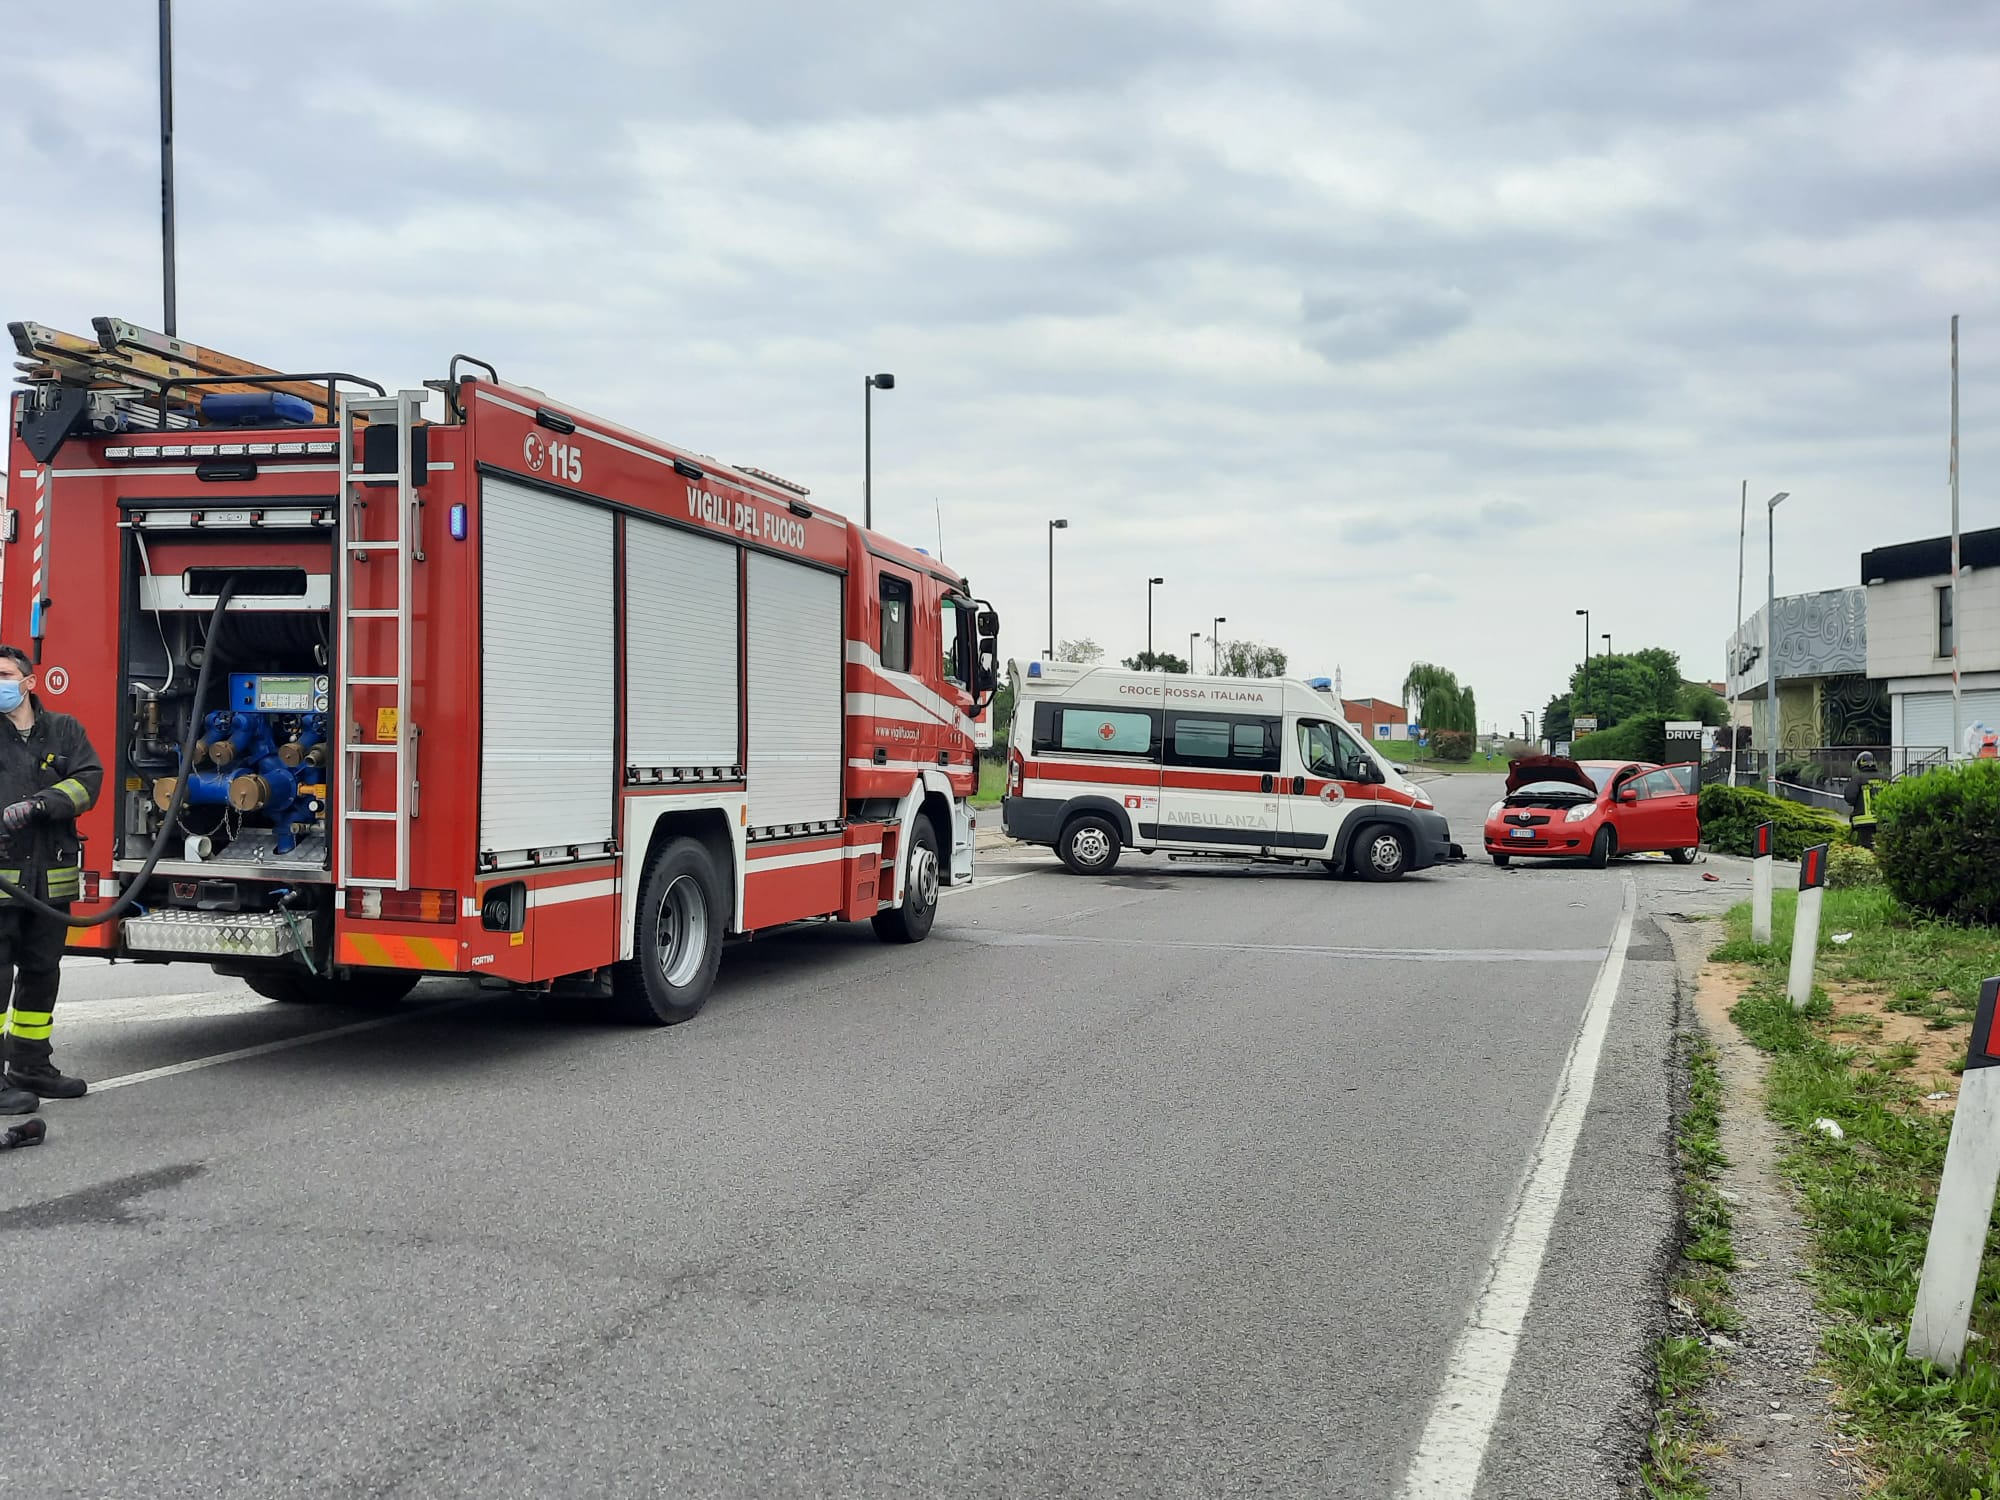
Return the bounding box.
[0,681,23,713]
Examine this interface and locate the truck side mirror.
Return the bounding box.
[977,609,1000,637]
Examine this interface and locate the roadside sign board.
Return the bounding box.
[1572,716,1599,735]
[1664,719,1704,776]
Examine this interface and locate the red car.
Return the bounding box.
[1485,756,1701,867]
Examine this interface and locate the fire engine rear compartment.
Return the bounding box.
[11,333,995,1020]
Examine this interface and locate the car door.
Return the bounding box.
[1283,717,1374,859]
[1616,767,1688,851]
[1157,711,1281,853]
[1649,763,1701,850]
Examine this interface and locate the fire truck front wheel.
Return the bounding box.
[873,815,941,945]
[1058,814,1123,875]
[612,839,725,1025]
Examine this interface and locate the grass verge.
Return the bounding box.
[1716,887,2000,1497]
[972,758,1005,808]
[1644,1033,1735,1499]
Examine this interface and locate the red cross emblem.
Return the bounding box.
[1098,722,1116,740]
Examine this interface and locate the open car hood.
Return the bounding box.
[1505,755,1597,795]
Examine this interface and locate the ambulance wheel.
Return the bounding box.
[1350,825,1409,882]
[611,838,725,1025]
[1058,815,1122,875]
[245,970,419,1006]
[873,816,941,945]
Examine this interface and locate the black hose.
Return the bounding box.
[0,578,239,925]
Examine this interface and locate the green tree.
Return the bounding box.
[1402,663,1477,734]
[1217,640,1288,677]
[1673,681,1727,726]
[1055,637,1103,664]
[1542,692,1573,744]
[1122,650,1190,673]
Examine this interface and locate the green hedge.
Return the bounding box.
[1873,760,2000,925]
[1430,729,1475,762]
[1570,716,1666,763]
[1696,783,1849,859]
[1826,843,1882,890]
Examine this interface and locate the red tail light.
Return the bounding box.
[1008,751,1023,796]
[346,887,457,923]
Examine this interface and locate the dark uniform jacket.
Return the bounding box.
[0,697,102,903]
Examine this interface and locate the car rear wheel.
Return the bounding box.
[1587,827,1614,869]
[1351,825,1409,882]
[1059,815,1122,875]
[1669,846,1696,865]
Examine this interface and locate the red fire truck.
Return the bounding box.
[3,318,999,1023]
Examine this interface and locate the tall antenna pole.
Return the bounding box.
[160,0,177,336]
[1951,315,1962,759]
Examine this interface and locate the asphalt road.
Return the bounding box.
[0,775,1734,1498]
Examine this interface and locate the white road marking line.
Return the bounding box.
[948,869,1045,894]
[61,995,270,1026]
[91,997,481,1093]
[950,930,1602,963]
[1395,878,1637,1500]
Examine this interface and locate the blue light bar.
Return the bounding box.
[200,392,316,428]
[1028,661,1042,677]
[449,503,467,541]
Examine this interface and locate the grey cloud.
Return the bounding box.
[1301,284,1473,361]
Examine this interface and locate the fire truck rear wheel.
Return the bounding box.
[612,838,725,1025]
[245,970,420,1006]
[1058,814,1122,875]
[872,815,941,945]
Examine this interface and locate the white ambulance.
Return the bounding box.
[1000,661,1462,880]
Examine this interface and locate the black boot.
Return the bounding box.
[0,1079,36,1113]
[5,1056,86,1099]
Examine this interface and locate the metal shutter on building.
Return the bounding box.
[480,477,615,857]
[746,552,843,827]
[1902,689,2000,756]
[625,520,740,772]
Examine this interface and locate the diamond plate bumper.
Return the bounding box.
[122,909,307,959]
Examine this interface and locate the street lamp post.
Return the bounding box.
[1601,632,1612,722]
[863,373,895,529]
[1046,518,1068,659]
[1147,577,1164,661]
[1732,480,1747,787]
[1212,617,1227,675]
[1189,632,1200,672]
[1575,608,1590,735]
[1766,491,1791,797]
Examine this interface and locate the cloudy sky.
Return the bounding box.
[4,0,1995,727]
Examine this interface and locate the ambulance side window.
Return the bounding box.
[879,573,913,673]
[1033,704,1160,758]
[1166,713,1280,772]
[1298,720,1370,780]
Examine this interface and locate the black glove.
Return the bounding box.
[1,798,42,834]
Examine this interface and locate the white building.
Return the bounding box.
[1862,525,2000,759]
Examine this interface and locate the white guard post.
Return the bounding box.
[1751,820,1774,946]
[1910,978,2000,1371]
[1786,842,1829,1010]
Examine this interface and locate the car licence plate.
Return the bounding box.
[1508,827,1535,840]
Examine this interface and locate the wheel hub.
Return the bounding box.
[656,873,709,988]
[1074,828,1110,865]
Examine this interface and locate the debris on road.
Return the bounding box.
[1812,1118,1845,1141]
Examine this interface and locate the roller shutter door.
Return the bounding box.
[480,477,615,857]
[746,552,843,827]
[1902,688,2000,757]
[625,520,740,773]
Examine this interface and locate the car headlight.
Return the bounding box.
[1565,803,1596,823]
[1487,802,1504,820]
[1409,786,1433,809]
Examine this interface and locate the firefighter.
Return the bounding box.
[1845,750,1884,851]
[0,645,101,1108]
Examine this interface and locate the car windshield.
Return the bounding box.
[1583,766,1619,791]
[1512,779,1593,799]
